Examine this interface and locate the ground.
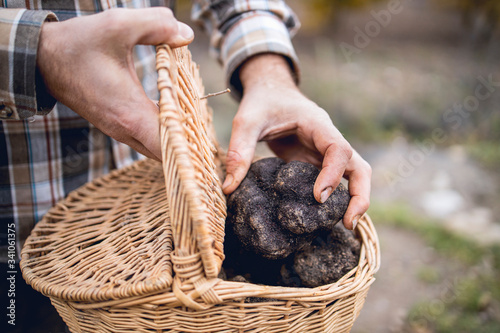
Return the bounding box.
[352,225,464,333]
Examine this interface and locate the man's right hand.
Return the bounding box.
[37,8,194,160]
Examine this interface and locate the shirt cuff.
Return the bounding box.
[220,12,300,100]
[0,9,58,120]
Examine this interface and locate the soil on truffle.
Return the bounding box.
[223,223,361,288]
[226,157,351,260]
[223,157,360,288]
[283,223,361,287]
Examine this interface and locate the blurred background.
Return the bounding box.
[178,0,500,332]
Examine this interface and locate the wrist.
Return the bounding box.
[35,22,60,112]
[36,22,57,89]
[239,53,297,92]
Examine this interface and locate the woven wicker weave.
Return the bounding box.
[21,45,380,333]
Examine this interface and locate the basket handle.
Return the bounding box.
[156,45,226,307]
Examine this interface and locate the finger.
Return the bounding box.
[312,133,353,203]
[125,137,158,161]
[222,116,260,195]
[107,97,162,161]
[133,8,194,46]
[102,126,158,161]
[106,8,194,47]
[342,153,372,230]
[131,102,162,160]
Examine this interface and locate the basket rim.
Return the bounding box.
[20,159,175,302]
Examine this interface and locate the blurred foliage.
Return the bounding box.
[466,141,500,171]
[417,266,441,284]
[407,272,500,333]
[369,202,500,333]
[368,202,488,266]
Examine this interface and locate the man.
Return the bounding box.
[1,1,370,330]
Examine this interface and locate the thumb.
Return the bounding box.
[111,8,194,47]
[222,117,260,195]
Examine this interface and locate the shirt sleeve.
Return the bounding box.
[0,9,58,120]
[191,0,301,100]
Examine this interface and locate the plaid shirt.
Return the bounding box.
[0,0,299,261]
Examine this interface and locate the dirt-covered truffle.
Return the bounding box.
[222,232,286,286]
[226,157,350,260]
[283,223,361,288]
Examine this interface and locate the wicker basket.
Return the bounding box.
[21,45,380,333]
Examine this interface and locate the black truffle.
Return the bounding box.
[286,223,361,287]
[226,157,350,260]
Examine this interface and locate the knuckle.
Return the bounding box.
[357,158,372,177]
[340,142,353,160]
[156,7,174,18]
[101,9,135,40]
[350,150,371,177]
[117,111,140,136]
[225,149,244,166]
[351,196,370,215]
[103,8,127,28]
[326,140,352,164]
[231,116,257,137]
[231,115,247,130]
[364,161,373,176]
[155,8,177,35]
[359,197,371,212]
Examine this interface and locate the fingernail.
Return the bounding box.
[177,22,194,41]
[222,174,233,191]
[320,187,333,203]
[352,215,361,230]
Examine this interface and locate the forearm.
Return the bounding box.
[239,54,298,92]
[0,8,57,120]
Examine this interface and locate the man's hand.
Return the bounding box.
[37,8,194,160]
[222,54,371,230]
